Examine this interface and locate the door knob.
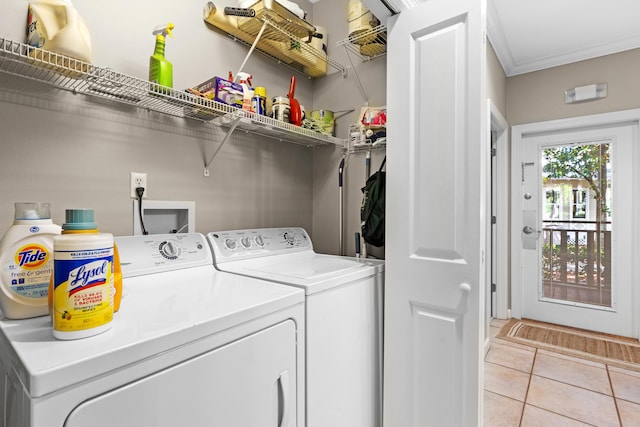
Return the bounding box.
[523,226,534,234]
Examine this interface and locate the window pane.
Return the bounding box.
[540,142,612,308]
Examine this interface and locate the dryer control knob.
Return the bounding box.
[255,235,265,246]
[225,238,237,250]
[159,240,181,260]
[241,236,251,248]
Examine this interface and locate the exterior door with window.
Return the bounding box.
[513,121,635,338]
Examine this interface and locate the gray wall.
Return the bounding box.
[0,0,322,236]
[310,0,386,256]
[487,43,507,117]
[507,48,640,125]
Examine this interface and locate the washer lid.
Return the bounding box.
[221,251,385,294]
[0,266,303,398]
[248,253,369,278]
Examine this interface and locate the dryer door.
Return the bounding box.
[65,320,297,427]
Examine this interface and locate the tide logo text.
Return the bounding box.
[16,245,49,269]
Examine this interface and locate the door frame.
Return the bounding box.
[489,100,510,323]
[510,109,640,338]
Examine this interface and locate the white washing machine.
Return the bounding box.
[0,233,305,427]
[207,227,384,427]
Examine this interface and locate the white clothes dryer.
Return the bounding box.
[0,233,304,427]
[207,227,384,427]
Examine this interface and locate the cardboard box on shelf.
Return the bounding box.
[192,76,244,109]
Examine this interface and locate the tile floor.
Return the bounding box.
[485,319,640,426]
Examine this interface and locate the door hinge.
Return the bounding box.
[491,148,496,157]
[491,215,497,224]
[491,283,497,292]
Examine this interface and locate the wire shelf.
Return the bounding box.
[0,37,344,148]
[349,141,386,153]
[205,0,346,78]
[227,17,344,78]
[337,24,387,60]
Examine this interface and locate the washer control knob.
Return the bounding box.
[240,236,251,248]
[283,232,295,246]
[225,238,237,250]
[255,235,265,247]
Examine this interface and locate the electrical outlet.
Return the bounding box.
[130,172,148,198]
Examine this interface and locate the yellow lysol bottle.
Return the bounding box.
[48,209,122,320]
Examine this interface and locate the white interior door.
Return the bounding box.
[384,0,487,425]
[512,116,638,338]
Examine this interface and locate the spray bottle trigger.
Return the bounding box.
[152,22,175,38]
[237,72,252,86]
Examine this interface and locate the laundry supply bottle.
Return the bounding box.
[237,72,254,112]
[149,23,175,90]
[0,203,61,319]
[48,208,122,318]
[252,86,267,115]
[26,0,93,63]
[52,209,116,340]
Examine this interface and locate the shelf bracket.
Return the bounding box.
[342,45,369,105]
[204,116,243,176]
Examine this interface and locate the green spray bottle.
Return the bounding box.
[149,23,174,89]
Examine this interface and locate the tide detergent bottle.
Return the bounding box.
[51,209,116,339]
[0,202,61,319]
[149,23,175,90]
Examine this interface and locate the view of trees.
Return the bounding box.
[542,143,610,221]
